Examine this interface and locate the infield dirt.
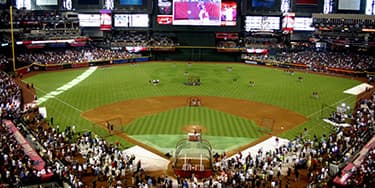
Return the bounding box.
[81,96,307,157]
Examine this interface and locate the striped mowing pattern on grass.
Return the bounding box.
[130,134,258,154]
[24,62,361,150]
[122,107,267,138]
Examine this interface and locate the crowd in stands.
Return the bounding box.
[0,47,375,187]
[274,50,375,71]
[243,36,285,50]
[207,92,374,188]
[111,32,179,48]
[75,131,140,185]
[0,71,21,119]
[217,40,238,48]
[241,49,375,72]
[0,122,44,186]
[0,9,78,30]
[0,70,144,187]
[344,147,375,186]
[16,47,134,65]
[111,32,149,47]
[149,34,177,47]
[0,72,23,186]
[0,9,79,41]
[0,54,9,66]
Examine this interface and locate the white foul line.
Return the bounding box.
[307,95,356,118]
[37,67,97,105]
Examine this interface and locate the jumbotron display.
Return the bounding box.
[252,0,275,8]
[115,0,151,12]
[119,0,143,5]
[157,0,236,26]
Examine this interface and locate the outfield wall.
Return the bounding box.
[151,48,242,62]
[15,53,369,79]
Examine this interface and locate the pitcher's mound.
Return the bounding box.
[182,125,207,133]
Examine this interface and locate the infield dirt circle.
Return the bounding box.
[82,96,307,157]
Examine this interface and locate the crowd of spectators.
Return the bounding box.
[0,71,23,186]
[111,32,179,48]
[15,47,134,65]
[344,147,375,186]
[75,131,140,186]
[274,50,375,71]
[217,40,238,48]
[111,32,149,47]
[0,71,58,187]
[243,35,285,50]
[207,91,374,188]
[0,71,21,119]
[0,71,142,187]
[0,121,46,186]
[0,9,78,30]
[149,34,177,47]
[1,51,375,187]
[0,9,79,41]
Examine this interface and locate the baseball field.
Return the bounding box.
[24,62,360,155]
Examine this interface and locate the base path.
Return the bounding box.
[82,96,307,157]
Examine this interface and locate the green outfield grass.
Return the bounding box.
[24,62,360,151]
[123,106,266,153]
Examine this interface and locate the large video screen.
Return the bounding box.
[172,0,236,26]
[245,16,280,31]
[157,0,173,24]
[114,14,149,27]
[115,0,151,12]
[338,0,361,10]
[252,0,275,8]
[100,10,112,31]
[36,0,58,5]
[78,14,101,27]
[295,0,318,5]
[120,0,142,5]
[158,0,172,14]
[294,17,314,31]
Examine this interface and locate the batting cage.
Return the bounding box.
[173,132,213,179]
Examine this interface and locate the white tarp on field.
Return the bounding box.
[229,136,290,159]
[343,83,373,95]
[123,145,170,171]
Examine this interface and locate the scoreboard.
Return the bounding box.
[245,16,280,32]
